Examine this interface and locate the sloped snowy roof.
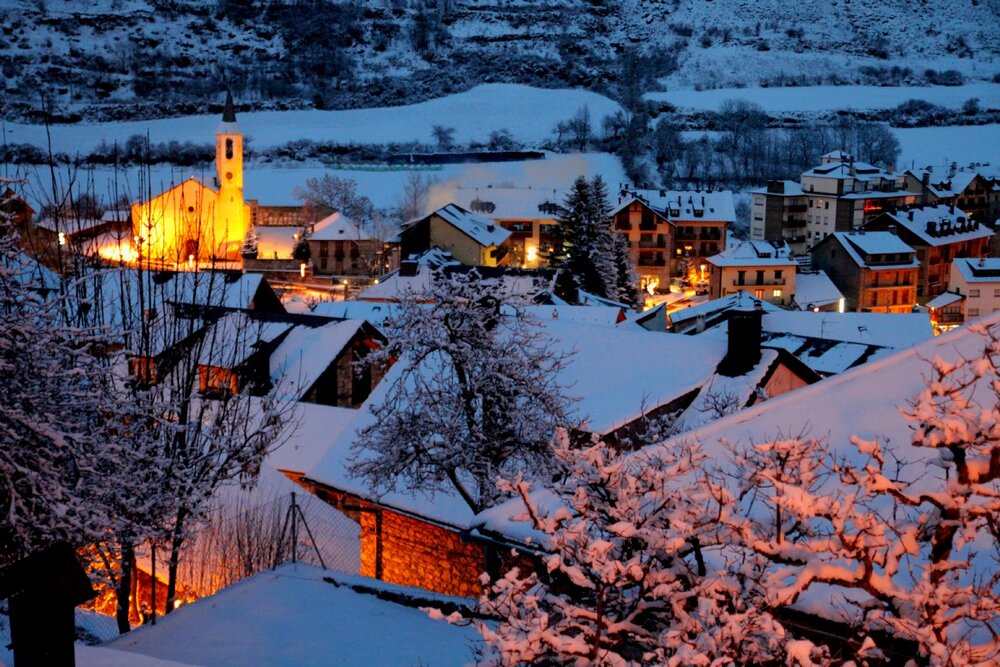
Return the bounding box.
[668,292,780,332]
[357,264,555,304]
[881,205,990,247]
[817,232,919,269]
[306,316,728,528]
[616,189,736,223]
[926,291,965,309]
[706,240,796,268]
[309,211,371,241]
[411,203,511,248]
[801,160,889,180]
[759,311,932,348]
[749,180,804,197]
[268,319,366,400]
[308,300,402,327]
[454,186,563,220]
[952,257,1000,284]
[791,271,844,310]
[107,563,481,667]
[198,312,292,368]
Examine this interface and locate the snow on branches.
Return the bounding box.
[477,435,788,666]
[349,268,575,514]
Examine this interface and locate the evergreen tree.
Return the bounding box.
[549,176,637,306]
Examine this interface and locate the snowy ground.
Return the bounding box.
[106,564,482,667]
[648,83,1000,112]
[13,152,627,212]
[4,84,621,154]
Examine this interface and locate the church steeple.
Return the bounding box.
[214,89,247,261]
[222,89,237,123]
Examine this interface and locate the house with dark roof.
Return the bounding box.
[706,240,797,305]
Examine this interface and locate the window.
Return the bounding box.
[199,366,237,397]
[756,270,764,285]
[970,289,980,298]
[993,288,1000,298]
[969,308,980,317]
[772,289,782,298]
[774,270,783,281]
[754,289,764,299]
[737,270,746,286]
[225,138,234,160]
[824,202,830,209]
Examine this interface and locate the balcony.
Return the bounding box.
[732,278,786,288]
[698,231,722,240]
[675,231,697,241]
[637,238,668,249]
[785,217,807,228]
[785,204,808,213]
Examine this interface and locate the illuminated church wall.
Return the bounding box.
[130,93,249,264]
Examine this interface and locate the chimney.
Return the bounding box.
[719,303,764,377]
[908,210,914,221]
[888,223,897,235]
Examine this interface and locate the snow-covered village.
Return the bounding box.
[2,0,1000,665]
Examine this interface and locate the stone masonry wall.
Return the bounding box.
[360,508,485,599]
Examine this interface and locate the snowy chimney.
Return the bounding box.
[719,303,763,377]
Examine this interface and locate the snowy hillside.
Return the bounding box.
[1,0,997,121]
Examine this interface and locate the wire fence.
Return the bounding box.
[78,490,360,644]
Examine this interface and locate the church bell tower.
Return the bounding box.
[214,90,246,260]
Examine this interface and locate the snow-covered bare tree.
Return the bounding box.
[396,172,436,222]
[475,435,789,666]
[349,268,575,514]
[727,328,1000,665]
[294,174,375,222]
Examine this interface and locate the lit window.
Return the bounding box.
[58,232,66,246]
[772,289,782,298]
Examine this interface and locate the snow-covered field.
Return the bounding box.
[5,84,621,154]
[15,152,627,212]
[894,123,1000,169]
[648,83,1000,112]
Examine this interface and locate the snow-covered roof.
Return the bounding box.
[801,160,890,180]
[791,271,844,310]
[706,240,796,268]
[817,232,918,269]
[952,257,1000,283]
[406,203,511,248]
[668,292,780,332]
[616,189,736,223]
[90,269,274,333]
[107,564,481,666]
[521,304,624,326]
[309,211,371,241]
[34,214,118,234]
[749,180,804,197]
[268,319,366,400]
[198,312,292,368]
[759,311,932,348]
[265,401,360,474]
[308,300,402,327]
[880,205,990,247]
[454,186,563,220]
[306,316,728,528]
[926,291,965,309]
[357,264,555,304]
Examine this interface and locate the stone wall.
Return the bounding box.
[360,508,485,599]
[294,476,488,599]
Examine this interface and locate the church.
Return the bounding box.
[131,92,250,264]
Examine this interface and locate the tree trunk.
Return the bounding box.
[115,540,134,634]
[164,508,188,614]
